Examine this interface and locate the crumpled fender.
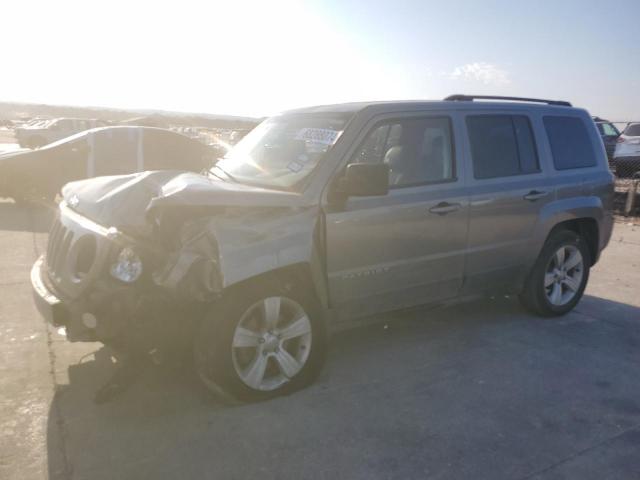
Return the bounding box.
[152,221,222,302]
[152,205,326,305]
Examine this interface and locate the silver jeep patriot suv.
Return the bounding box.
[32,95,614,401]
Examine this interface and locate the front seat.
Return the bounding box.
[384,145,404,186]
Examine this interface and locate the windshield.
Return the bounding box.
[214,113,351,189]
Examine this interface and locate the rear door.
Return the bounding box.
[324,111,469,319]
[461,111,552,295]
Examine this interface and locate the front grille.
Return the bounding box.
[44,208,112,299]
[47,219,75,278]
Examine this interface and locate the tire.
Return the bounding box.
[519,230,590,317]
[194,277,327,402]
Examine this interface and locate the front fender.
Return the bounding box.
[153,206,327,306]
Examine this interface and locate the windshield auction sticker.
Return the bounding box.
[295,128,342,146]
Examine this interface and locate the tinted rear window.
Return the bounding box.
[599,122,619,137]
[624,123,640,136]
[466,115,539,179]
[543,116,597,170]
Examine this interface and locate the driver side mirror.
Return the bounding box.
[339,163,389,197]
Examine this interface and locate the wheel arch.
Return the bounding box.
[529,196,604,269]
[223,261,329,311]
[545,218,599,266]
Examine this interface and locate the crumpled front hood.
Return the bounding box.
[61,170,303,235]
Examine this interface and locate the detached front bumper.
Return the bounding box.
[31,255,98,342]
[31,255,69,327]
[31,254,199,351]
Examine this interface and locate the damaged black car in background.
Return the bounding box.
[0,126,218,204]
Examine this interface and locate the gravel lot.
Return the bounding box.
[1,201,640,480]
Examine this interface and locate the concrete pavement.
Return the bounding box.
[1,201,639,480]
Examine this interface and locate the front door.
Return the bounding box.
[324,113,469,320]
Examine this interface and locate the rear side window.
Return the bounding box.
[599,122,619,137]
[466,115,539,179]
[544,116,597,170]
[624,123,640,136]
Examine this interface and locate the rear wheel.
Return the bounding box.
[519,230,590,317]
[194,279,327,402]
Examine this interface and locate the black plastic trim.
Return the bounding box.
[444,94,572,107]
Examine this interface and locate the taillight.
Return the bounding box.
[617,137,626,143]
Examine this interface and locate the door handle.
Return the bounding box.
[429,202,461,215]
[523,190,549,202]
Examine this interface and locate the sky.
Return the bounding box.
[1,0,638,120]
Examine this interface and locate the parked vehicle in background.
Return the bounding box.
[613,123,640,178]
[31,95,614,402]
[228,128,252,144]
[0,126,217,203]
[593,116,620,161]
[15,117,108,149]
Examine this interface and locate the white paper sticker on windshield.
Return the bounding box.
[287,161,304,172]
[295,128,341,146]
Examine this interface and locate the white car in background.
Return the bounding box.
[613,123,640,178]
[15,117,107,149]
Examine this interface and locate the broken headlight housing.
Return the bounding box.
[110,246,143,283]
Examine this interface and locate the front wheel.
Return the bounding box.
[519,230,590,317]
[194,280,327,402]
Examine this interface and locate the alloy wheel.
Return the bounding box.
[544,245,584,306]
[231,296,312,391]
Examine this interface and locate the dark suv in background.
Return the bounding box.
[32,95,614,401]
[593,116,620,161]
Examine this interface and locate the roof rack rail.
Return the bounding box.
[444,94,572,107]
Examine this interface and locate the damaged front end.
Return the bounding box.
[32,202,203,359]
[32,169,318,358]
[152,216,224,302]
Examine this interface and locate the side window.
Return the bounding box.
[350,117,454,187]
[93,128,140,176]
[544,116,597,170]
[601,123,618,137]
[144,131,204,171]
[467,115,539,179]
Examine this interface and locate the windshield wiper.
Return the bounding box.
[205,167,226,182]
[211,164,239,182]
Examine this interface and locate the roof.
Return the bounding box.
[283,96,577,116]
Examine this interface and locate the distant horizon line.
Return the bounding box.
[0,99,261,122]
